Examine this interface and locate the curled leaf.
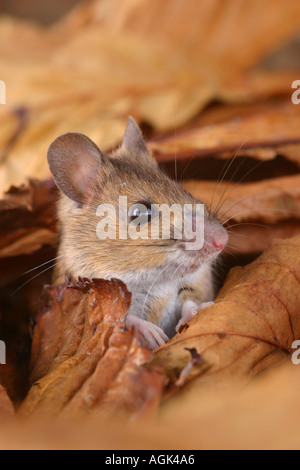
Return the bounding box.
[150,100,300,164]
[20,278,165,420]
[0,385,15,419]
[0,179,58,260]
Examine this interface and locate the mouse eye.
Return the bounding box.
[128,201,156,225]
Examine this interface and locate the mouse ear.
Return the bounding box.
[47,133,103,204]
[122,116,149,154]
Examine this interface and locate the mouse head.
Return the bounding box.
[47,118,228,284]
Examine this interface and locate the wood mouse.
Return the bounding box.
[47,117,228,350]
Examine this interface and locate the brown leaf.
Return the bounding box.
[0,385,15,420]
[220,70,300,103]
[0,179,58,260]
[150,100,300,164]
[152,236,300,398]
[69,0,300,70]
[183,174,300,224]
[20,278,165,420]
[227,220,300,256]
[1,1,300,193]
[154,362,300,450]
[1,362,300,449]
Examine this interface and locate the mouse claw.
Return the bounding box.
[176,300,214,332]
[125,315,169,351]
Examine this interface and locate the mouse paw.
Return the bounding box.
[125,315,169,351]
[176,300,214,332]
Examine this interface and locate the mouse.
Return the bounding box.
[47,117,228,350]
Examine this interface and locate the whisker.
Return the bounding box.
[222,207,299,226]
[225,241,244,249]
[209,155,236,213]
[212,142,245,216]
[226,222,269,230]
[20,255,64,277]
[220,249,238,261]
[214,158,267,217]
[142,263,174,316]
[180,156,194,183]
[227,231,253,239]
[218,191,268,222]
[12,261,61,296]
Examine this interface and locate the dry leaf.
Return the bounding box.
[0,385,15,420]
[155,362,300,450]
[183,174,300,224]
[220,70,300,103]
[0,179,58,260]
[150,100,300,164]
[1,1,300,193]
[68,0,300,70]
[1,362,300,449]
[20,278,165,420]
[152,236,300,397]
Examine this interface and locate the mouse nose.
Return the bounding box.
[211,230,228,252]
[212,238,226,251]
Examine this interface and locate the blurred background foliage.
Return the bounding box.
[1,0,83,25]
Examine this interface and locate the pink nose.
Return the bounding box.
[212,239,225,251]
[212,232,228,251]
